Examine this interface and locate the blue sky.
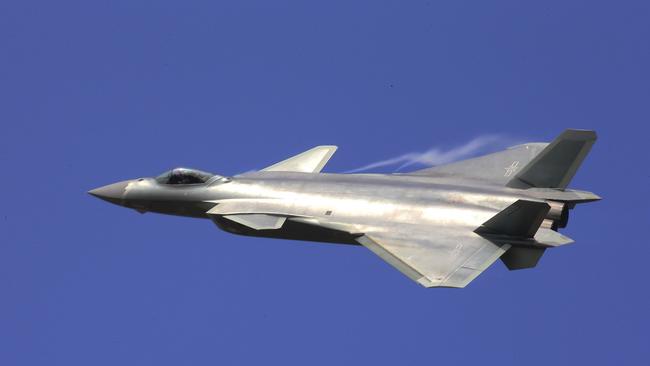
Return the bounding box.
[1,1,649,365]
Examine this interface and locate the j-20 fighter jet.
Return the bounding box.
[90,129,599,288]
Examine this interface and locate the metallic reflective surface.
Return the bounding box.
[89,129,600,288]
[88,180,132,205]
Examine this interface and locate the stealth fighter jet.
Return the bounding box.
[89,129,599,288]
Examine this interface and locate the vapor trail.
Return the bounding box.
[345,135,512,173]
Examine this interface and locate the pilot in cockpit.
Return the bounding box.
[155,168,217,185]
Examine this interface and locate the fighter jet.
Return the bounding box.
[89,129,599,288]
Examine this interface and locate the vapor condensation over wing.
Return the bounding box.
[346,135,514,173]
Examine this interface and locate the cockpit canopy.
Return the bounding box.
[155,167,219,185]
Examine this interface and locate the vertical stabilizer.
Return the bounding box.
[507,129,596,189]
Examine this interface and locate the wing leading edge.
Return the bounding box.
[261,145,338,173]
[204,199,568,288]
[356,228,510,288]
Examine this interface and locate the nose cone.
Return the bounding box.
[88,180,130,205]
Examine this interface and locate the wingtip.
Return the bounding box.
[314,145,338,151]
[562,129,597,141]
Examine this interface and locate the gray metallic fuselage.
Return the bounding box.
[95,172,532,245]
[88,131,599,288]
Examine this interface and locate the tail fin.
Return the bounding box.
[474,199,575,270]
[475,199,549,238]
[409,129,597,190]
[506,129,596,189]
[409,143,549,185]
